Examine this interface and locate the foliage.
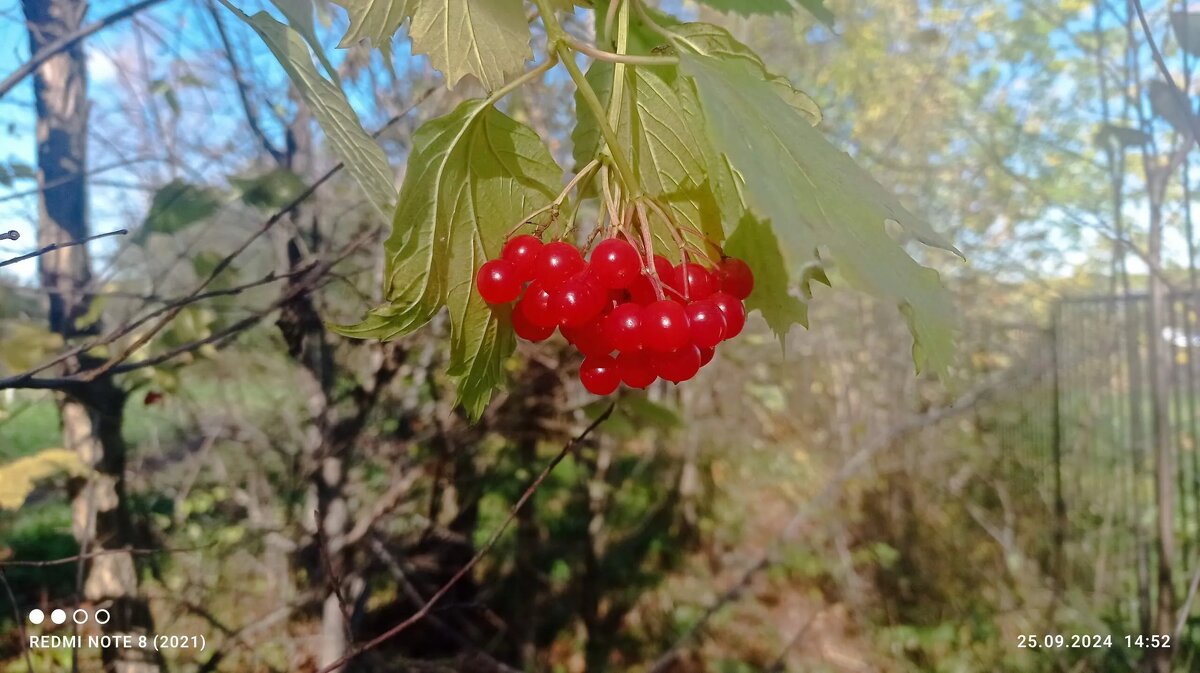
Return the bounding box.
[226,0,959,414]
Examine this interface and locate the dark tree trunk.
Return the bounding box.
[21,0,160,670]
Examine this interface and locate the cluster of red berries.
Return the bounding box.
[476,235,754,395]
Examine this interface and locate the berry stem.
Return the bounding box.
[555,43,640,196]
[635,201,667,300]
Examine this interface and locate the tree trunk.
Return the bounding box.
[22,0,160,670]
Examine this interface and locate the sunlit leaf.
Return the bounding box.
[330,0,410,54]
[333,101,560,417]
[229,3,396,218]
[681,53,957,375]
[0,449,84,510]
[270,0,339,78]
[407,0,531,90]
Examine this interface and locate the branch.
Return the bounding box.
[205,0,283,164]
[0,0,169,100]
[0,228,127,268]
[1131,0,1200,140]
[314,403,616,673]
[0,87,436,390]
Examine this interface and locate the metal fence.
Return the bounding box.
[1053,291,1200,637]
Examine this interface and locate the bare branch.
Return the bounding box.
[314,403,617,673]
[0,228,127,269]
[0,0,168,100]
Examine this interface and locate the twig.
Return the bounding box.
[0,228,127,268]
[0,545,210,568]
[315,403,617,673]
[765,608,825,673]
[315,501,353,625]
[0,87,436,391]
[0,568,36,673]
[1131,0,1200,139]
[1,230,18,241]
[0,0,168,100]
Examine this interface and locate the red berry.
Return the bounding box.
[699,346,715,367]
[590,238,641,289]
[512,304,554,342]
[685,299,727,348]
[617,351,657,389]
[552,274,606,327]
[477,259,522,304]
[534,241,586,289]
[652,254,674,279]
[654,345,702,383]
[709,291,746,339]
[580,355,621,395]
[603,303,644,352]
[502,235,543,281]
[673,262,717,300]
[518,281,557,328]
[718,257,755,300]
[641,300,690,352]
[627,275,659,305]
[563,319,613,358]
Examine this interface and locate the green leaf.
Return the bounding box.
[228,3,396,219]
[692,0,792,15]
[270,0,339,78]
[139,179,222,242]
[231,168,308,209]
[330,0,410,54]
[333,101,560,418]
[724,214,808,336]
[670,23,820,125]
[795,0,835,27]
[681,53,957,376]
[407,0,531,90]
[573,61,725,252]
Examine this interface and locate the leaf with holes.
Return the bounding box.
[332,101,560,418]
[682,52,958,376]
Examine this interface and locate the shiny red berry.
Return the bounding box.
[617,351,657,389]
[709,291,746,339]
[502,235,544,281]
[699,346,715,367]
[477,259,522,304]
[641,300,690,352]
[563,320,613,358]
[552,274,606,327]
[534,241,585,289]
[512,304,554,342]
[580,355,621,395]
[685,299,727,348]
[602,303,644,352]
[627,275,659,305]
[518,281,556,328]
[718,257,755,300]
[590,238,641,289]
[673,262,717,300]
[654,345,702,384]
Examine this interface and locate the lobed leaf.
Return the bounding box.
[333,101,560,418]
[331,0,411,54]
[681,53,958,376]
[408,0,531,90]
